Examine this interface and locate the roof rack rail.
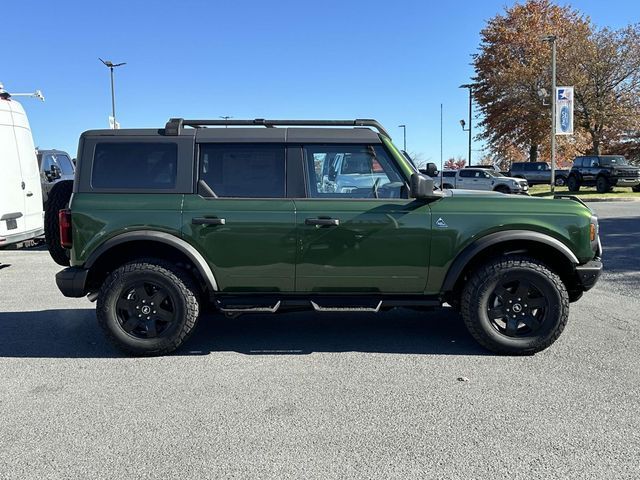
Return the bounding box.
[164,118,390,138]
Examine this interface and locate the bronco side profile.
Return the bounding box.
[54,118,602,356]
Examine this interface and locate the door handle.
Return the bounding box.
[192,217,226,225]
[26,192,34,197]
[305,217,339,227]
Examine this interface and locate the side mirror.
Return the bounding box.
[410,173,435,199]
[419,162,439,177]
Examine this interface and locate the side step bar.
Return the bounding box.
[310,300,383,313]
[219,301,281,313]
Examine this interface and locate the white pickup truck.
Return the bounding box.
[438,167,529,194]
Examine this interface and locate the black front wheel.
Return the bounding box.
[460,256,569,355]
[633,184,640,193]
[567,176,580,192]
[596,176,611,194]
[97,259,201,356]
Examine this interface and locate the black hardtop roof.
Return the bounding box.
[80,118,388,144]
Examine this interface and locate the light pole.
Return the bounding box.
[99,58,126,128]
[398,124,407,151]
[541,35,557,193]
[220,115,233,128]
[459,84,473,166]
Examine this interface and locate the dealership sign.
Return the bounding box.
[555,87,574,135]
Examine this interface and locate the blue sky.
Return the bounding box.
[2,0,638,166]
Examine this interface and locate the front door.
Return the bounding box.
[294,143,432,293]
[182,143,297,292]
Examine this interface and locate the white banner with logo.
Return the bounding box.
[555,87,574,135]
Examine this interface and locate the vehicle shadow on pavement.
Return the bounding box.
[0,307,488,358]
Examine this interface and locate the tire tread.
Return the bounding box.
[460,256,569,355]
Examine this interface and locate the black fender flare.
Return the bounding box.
[85,230,219,291]
[441,230,579,292]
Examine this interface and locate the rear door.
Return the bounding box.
[294,143,431,293]
[0,101,27,239]
[182,143,297,292]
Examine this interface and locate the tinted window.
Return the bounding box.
[199,144,285,198]
[305,144,404,198]
[511,163,522,171]
[574,157,584,168]
[42,154,57,172]
[55,154,75,175]
[92,143,178,189]
[443,171,456,177]
[459,169,475,178]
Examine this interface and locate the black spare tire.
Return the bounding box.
[44,180,73,266]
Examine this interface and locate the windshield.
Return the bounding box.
[487,170,505,177]
[600,156,629,167]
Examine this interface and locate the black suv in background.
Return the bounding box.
[509,162,569,186]
[567,155,640,193]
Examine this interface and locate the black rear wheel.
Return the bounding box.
[633,184,640,193]
[97,259,201,356]
[460,256,569,355]
[555,176,566,187]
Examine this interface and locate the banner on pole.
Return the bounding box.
[108,116,120,130]
[555,87,574,135]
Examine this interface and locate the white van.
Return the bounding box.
[0,94,44,246]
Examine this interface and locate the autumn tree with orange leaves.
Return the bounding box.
[473,0,640,162]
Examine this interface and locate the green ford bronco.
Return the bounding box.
[52,118,602,356]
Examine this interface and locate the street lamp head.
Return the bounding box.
[540,34,557,42]
[398,124,406,128]
[459,84,473,89]
[459,119,466,128]
[99,58,126,68]
[538,87,548,98]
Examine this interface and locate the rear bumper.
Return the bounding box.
[0,227,44,247]
[56,267,89,297]
[575,258,602,292]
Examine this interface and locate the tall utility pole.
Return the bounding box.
[542,35,557,194]
[440,103,443,187]
[99,58,126,128]
[459,84,473,166]
[220,115,233,128]
[398,124,407,151]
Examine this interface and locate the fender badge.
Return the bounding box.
[435,217,448,228]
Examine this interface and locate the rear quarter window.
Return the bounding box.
[91,143,178,189]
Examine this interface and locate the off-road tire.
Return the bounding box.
[567,176,580,192]
[596,176,611,194]
[633,184,640,193]
[44,180,73,266]
[460,256,569,355]
[97,259,201,356]
[494,185,511,194]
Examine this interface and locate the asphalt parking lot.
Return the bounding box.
[0,202,638,479]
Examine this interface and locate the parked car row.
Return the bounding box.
[434,157,640,195]
[433,168,529,195]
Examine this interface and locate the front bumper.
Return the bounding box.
[575,258,603,291]
[56,267,89,298]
